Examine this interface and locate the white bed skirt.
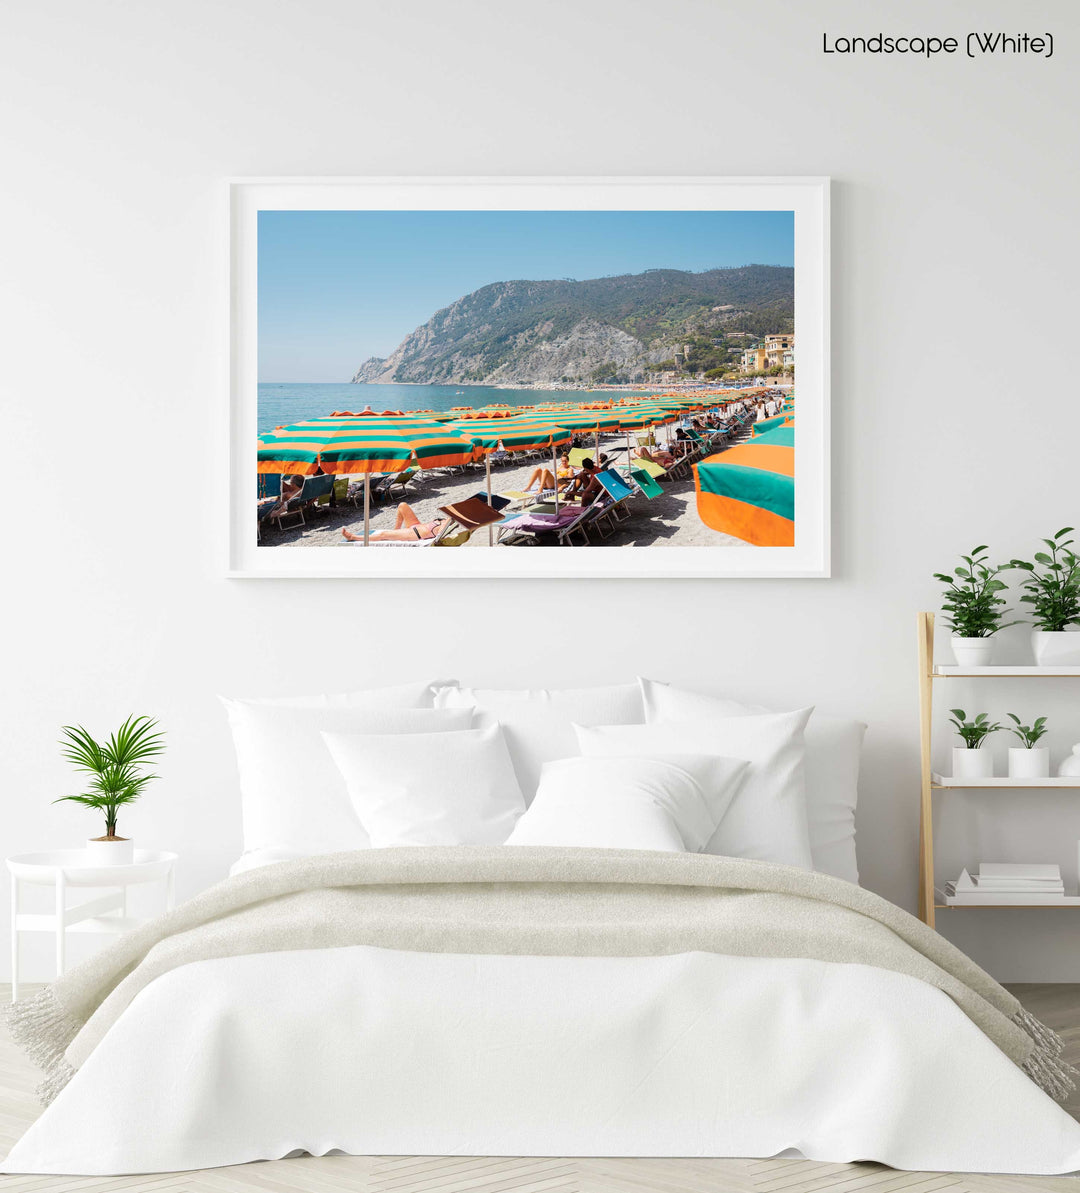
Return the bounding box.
[5,946,1080,1176]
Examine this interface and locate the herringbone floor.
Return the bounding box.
[1,984,1077,1193]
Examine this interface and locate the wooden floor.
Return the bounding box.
[0,984,1077,1193]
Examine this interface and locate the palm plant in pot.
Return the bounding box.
[1009,528,1080,666]
[948,710,1002,780]
[1005,714,1050,779]
[934,546,1018,666]
[54,715,165,865]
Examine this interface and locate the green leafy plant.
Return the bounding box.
[1006,714,1048,749]
[1009,528,1080,632]
[933,546,1019,638]
[54,715,165,839]
[948,709,1003,749]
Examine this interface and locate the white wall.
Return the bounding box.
[2,0,1078,981]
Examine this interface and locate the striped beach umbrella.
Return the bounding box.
[259,415,477,546]
[693,423,795,547]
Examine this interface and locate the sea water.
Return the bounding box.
[256,383,660,434]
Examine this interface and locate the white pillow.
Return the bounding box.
[575,708,814,869]
[234,680,450,709]
[433,683,645,800]
[220,701,473,856]
[323,723,526,847]
[639,678,866,883]
[505,754,749,852]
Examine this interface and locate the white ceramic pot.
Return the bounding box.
[1008,747,1050,779]
[951,636,994,667]
[1058,744,1080,777]
[84,837,134,865]
[1031,629,1080,667]
[953,746,994,780]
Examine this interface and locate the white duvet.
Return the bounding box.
[6,944,1080,1176]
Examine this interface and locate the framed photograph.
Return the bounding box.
[229,176,829,578]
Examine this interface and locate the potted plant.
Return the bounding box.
[948,709,1002,779]
[1005,714,1050,779]
[55,715,165,864]
[934,546,1019,666]
[1009,528,1080,666]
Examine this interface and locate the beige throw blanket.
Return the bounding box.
[8,846,1075,1105]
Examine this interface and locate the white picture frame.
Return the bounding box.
[229,176,829,579]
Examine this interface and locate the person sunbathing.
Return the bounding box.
[522,453,574,493]
[342,501,449,542]
[522,466,557,493]
[635,445,673,467]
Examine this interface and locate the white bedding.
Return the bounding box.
[6,945,1080,1176]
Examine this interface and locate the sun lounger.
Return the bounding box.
[358,496,505,548]
[387,467,420,497]
[497,496,607,546]
[630,468,664,499]
[270,473,336,529]
[468,491,513,512]
[256,474,282,541]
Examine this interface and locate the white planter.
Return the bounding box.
[1008,747,1050,779]
[84,837,134,866]
[1031,629,1080,667]
[953,746,994,780]
[951,636,994,667]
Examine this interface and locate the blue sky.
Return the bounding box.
[258,210,794,381]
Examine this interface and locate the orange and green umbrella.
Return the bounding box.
[694,423,795,547]
[449,417,572,453]
[261,416,478,474]
[258,415,478,546]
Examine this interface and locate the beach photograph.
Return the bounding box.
[254,205,798,558]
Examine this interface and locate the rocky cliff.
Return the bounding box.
[352,265,793,385]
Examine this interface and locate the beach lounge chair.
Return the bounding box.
[594,469,635,521]
[274,473,336,529]
[258,473,282,501]
[387,466,420,498]
[468,491,513,512]
[635,458,668,480]
[358,496,505,548]
[630,467,664,499]
[497,500,600,547]
[256,474,282,541]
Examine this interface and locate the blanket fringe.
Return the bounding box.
[3,987,80,1106]
[1014,1006,1078,1102]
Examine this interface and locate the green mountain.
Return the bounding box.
[351,265,793,385]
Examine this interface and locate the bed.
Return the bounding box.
[4,679,1080,1177]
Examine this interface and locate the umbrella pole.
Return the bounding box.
[553,443,560,516]
[363,474,371,547]
[486,454,494,546]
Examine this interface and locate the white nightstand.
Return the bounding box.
[7,849,177,1000]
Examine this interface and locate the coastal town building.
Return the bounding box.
[764,333,794,369]
[741,334,794,375]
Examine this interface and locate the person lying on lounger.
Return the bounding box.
[634,445,674,467]
[341,502,449,542]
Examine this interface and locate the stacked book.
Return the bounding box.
[942,863,1066,905]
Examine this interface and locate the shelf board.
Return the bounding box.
[932,773,1080,788]
[935,902,1080,909]
[933,665,1080,677]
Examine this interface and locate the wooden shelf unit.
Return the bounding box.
[917,611,1080,927]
